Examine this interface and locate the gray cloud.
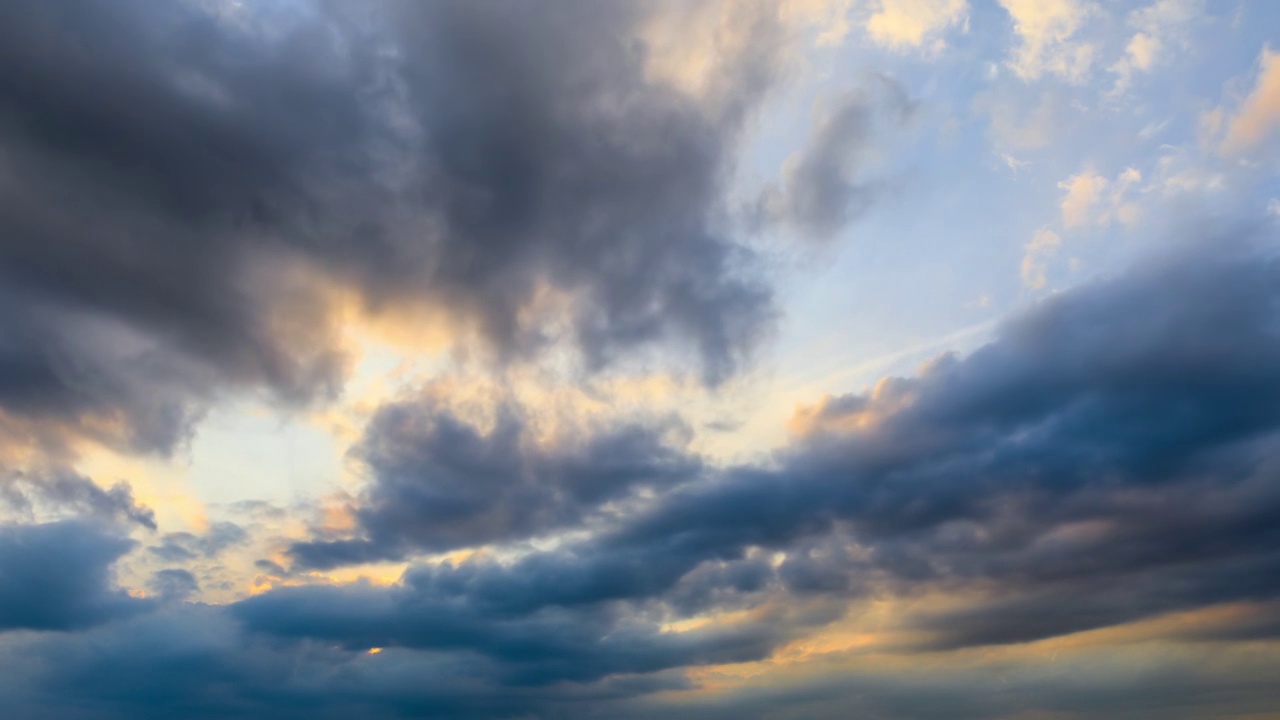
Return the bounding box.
[0,0,795,464]
[290,405,699,568]
[0,521,149,632]
[279,235,1280,657]
[146,569,199,602]
[1,236,1280,717]
[756,77,915,241]
[148,522,248,563]
[1,470,156,529]
[0,1,1277,716]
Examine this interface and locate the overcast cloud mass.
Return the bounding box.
[2,1,1280,718]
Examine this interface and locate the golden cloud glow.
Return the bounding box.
[865,0,968,53]
[1221,47,1280,156]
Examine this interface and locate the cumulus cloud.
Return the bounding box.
[864,0,969,53]
[1109,0,1202,95]
[998,0,1097,83]
[290,400,700,568]
[0,2,1277,718]
[0,231,1277,716]
[1057,166,1142,229]
[0,0,822,467]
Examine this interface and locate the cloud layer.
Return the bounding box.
[2,1,1280,718]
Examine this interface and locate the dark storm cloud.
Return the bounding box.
[1,469,156,529]
[290,403,699,568]
[0,521,149,632]
[0,0,798,461]
[757,77,915,241]
[281,237,1280,654]
[0,0,356,452]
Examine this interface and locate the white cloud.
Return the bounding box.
[1109,0,1202,95]
[1137,118,1171,141]
[997,0,1096,83]
[1021,227,1062,289]
[865,0,968,53]
[998,152,1031,174]
[1057,167,1142,229]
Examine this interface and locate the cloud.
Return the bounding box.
[756,78,915,242]
[1020,227,1062,289]
[0,234,1278,716]
[280,234,1280,659]
[0,2,1277,716]
[147,568,199,602]
[971,89,1065,152]
[997,0,1096,82]
[616,237,1280,649]
[1,469,155,529]
[148,521,248,562]
[232,578,794,688]
[1057,166,1142,229]
[1109,0,1202,95]
[0,521,149,632]
[0,0,812,464]
[290,400,700,568]
[865,0,968,53]
[1220,47,1280,156]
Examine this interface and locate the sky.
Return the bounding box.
[2,0,1280,717]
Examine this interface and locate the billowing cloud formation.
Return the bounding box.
[2,1,1280,718]
[1108,0,1200,95]
[236,236,1280,706]
[0,0,809,463]
[1,470,156,529]
[1,234,1280,716]
[600,239,1280,648]
[291,404,699,568]
[998,0,1096,82]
